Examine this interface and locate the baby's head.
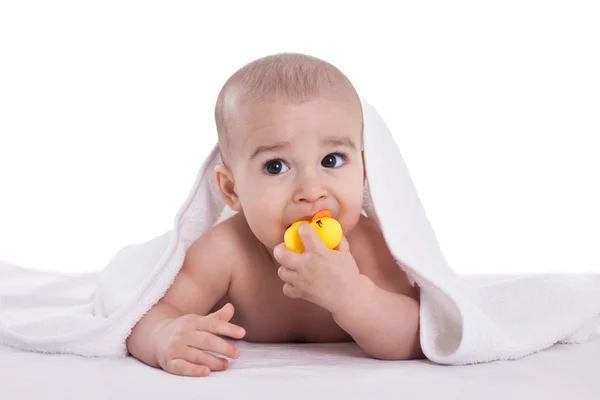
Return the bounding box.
[214,53,364,250]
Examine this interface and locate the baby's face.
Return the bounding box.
[229,97,364,250]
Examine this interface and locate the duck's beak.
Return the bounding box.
[312,209,332,220]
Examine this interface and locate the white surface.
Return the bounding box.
[1,338,599,400]
[1,2,599,275]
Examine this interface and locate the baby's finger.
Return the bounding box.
[183,346,230,372]
[278,266,298,283]
[297,222,328,252]
[200,317,246,339]
[191,331,240,359]
[165,358,210,377]
[273,244,304,270]
[208,302,235,321]
[282,282,301,299]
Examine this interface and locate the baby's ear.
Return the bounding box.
[214,164,242,212]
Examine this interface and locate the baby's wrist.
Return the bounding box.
[330,274,373,316]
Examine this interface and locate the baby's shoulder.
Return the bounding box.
[182,213,248,277]
[186,213,246,262]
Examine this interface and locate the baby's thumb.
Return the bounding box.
[209,302,235,321]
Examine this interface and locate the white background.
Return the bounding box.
[0,1,598,274]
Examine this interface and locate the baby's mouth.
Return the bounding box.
[286,211,335,229]
[287,216,313,228]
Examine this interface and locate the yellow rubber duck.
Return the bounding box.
[284,209,343,253]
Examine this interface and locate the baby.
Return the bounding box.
[126,53,423,377]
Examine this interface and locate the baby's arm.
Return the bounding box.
[126,224,241,374]
[333,275,422,360]
[334,222,424,360]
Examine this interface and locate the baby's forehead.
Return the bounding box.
[243,95,361,125]
[243,101,361,140]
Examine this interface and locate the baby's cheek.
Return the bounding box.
[247,202,285,247]
[340,199,364,233]
[340,214,361,238]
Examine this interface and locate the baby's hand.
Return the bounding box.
[274,222,361,314]
[154,303,246,377]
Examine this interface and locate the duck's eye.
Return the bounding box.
[321,153,346,168]
[263,159,290,175]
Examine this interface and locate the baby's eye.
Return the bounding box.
[263,159,290,175]
[321,153,346,168]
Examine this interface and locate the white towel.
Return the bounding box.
[1,97,599,364]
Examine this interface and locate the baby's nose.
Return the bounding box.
[293,176,328,203]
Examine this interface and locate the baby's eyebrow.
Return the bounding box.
[322,136,357,150]
[250,142,290,160]
[249,136,356,161]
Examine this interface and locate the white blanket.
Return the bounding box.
[1,97,599,364]
[3,338,600,399]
